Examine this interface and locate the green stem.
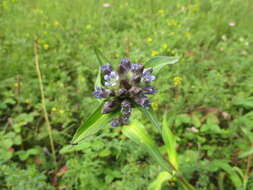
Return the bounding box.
[141,107,195,190]
[34,41,57,168]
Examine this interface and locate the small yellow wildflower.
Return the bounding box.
[158,9,165,16]
[59,109,65,114]
[173,76,182,86]
[151,102,159,111]
[25,99,30,104]
[146,37,153,43]
[151,50,159,56]
[43,44,49,50]
[51,107,57,112]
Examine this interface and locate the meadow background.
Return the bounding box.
[1,0,253,189]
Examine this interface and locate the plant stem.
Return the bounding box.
[143,109,195,190]
[166,162,195,190]
[177,174,195,190]
[33,41,57,168]
[244,140,253,187]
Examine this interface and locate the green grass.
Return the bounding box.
[0,0,253,189]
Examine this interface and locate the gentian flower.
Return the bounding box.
[93,58,157,127]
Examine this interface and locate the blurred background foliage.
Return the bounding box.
[0,0,253,189]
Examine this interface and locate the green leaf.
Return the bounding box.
[95,68,102,88]
[17,148,40,161]
[148,171,172,190]
[210,160,243,190]
[138,106,161,133]
[122,120,171,171]
[72,103,115,144]
[233,97,253,109]
[94,47,110,66]
[239,148,253,158]
[162,114,178,170]
[145,56,179,75]
[98,149,111,157]
[93,47,110,88]
[60,142,90,154]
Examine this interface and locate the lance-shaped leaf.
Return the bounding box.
[148,171,173,190]
[239,147,253,158]
[145,56,179,75]
[209,160,243,190]
[95,68,102,89]
[122,120,171,171]
[162,113,179,170]
[94,47,110,66]
[138,106,162,133]
[93,47,111,88]
[72,103,116,144]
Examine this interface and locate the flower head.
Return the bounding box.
[173,76,182,86]
[93,58,157,127]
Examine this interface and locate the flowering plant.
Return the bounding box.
[72,49,178,142]
[71,49,194,190]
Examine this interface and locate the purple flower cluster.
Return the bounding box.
[93,58,156,127]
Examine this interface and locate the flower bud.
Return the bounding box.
[131,75,141,85]
[111,119,121,128]
[120,80,131,89]
[93,86,111,98]
[121,100,132,115]
[119,114,130,125]
[115,88,128,97]
[143,86,156,94]
[129,86,142,96]
[118,58,131,74]
[131,63,144,74]
[143,68,156,82]
[121,58,131,65]
[103,71,119,87]
[101,64,112,74]
[102,100,119,114]
[134,95,151,109]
